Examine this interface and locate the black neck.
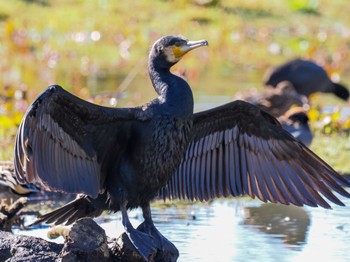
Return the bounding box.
[148,60,194,118]
[148,62,170,96]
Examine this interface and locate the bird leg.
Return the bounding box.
[120,201,156,261]
[137,203,179,259]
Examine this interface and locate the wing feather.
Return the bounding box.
[200,150,207,201]
[211,145,219,198]
[233,139,243,196]
[14,85,141,197]
[228,140,238,196]
[205,149,212,200]
[218,142,226,197]
[160,100,350,208]
[251,152,276,203]
[239,142,250,196]
[224,141,231,195]
[194,146,201,201]
[248,150,269,202]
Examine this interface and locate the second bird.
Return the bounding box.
[264,58,349,101]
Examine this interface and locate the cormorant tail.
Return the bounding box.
[29,195,106,226]
[333,82,349,101]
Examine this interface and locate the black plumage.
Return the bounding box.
[280,107,313,147]
[264,58,350,101]
[234,82,312,146]
[15,36,350,260]
[160,100,348,206]
[235,81,308,118]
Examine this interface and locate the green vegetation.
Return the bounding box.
[1,0,350,172]
[310,132,350,174]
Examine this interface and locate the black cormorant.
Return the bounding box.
[15,36,350,260]
[264,58,350,101]
[0,161,39,200]
[279,107,313,147]
[235,80,308,118]
[234,81,312,145]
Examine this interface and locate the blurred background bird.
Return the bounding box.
[235,80,309,118]
[0,161,40,204]
[234,81,312,146]
[279,107,313,147]
[263,58,350,101]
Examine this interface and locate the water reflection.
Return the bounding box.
[243,203,310,249]
[12,197,350,262]
[150,199,350,262]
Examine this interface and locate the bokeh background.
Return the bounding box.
[1,1,350,261]
[2,0,350,172]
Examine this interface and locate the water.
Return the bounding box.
[15,196,350,262]
[153,198,350,262]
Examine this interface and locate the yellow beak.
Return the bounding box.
[173,39,208,59]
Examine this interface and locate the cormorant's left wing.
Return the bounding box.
[14,85,145,198]
[160,100,350,208]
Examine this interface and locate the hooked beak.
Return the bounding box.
[174,39,208,59]
[182,39,209,53]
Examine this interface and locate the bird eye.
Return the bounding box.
[174,41,181,47]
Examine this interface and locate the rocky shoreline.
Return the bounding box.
[0,217,178,262]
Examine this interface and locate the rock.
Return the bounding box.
[109,232,179,262]
[109,232,155,262]
[0,217,179,261]
[60,217,109,261]
[0,230,62,261]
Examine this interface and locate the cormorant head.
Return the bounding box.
[289,112,309,125]
[284,107,310,125]
[149,35,208,69]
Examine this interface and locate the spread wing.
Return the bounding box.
[160,100,350,208]
[14,85,142,198]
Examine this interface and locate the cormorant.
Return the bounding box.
[15,36,350,261]
[264,58,350,101]
[279,107,313,147]
[234,81,311,145]
[0,161,39,200]
[235,80,308,118]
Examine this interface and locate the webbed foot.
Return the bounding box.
[120,202,156,261]
[137,220,179,260]
[138,204,179,261]
[125,225,157,261]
